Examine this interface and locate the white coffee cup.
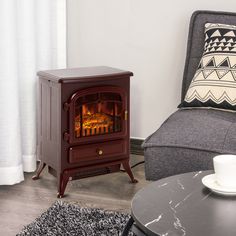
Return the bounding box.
[213,154,236,188]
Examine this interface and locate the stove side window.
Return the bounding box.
[74,92,123,138]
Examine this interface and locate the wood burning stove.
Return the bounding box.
[32,66,137,198]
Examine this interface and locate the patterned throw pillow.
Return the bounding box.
[181,23,236,111]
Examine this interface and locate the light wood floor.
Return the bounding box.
[0,155,149,236]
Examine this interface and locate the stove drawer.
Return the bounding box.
[68,140,127,164]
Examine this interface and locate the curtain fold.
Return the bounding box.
[0,0,66,185]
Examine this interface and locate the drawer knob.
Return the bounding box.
[97,149,103,156]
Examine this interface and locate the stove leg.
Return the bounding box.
[122,160,138,183]
[57,172,69,198]
[32,161,46,180]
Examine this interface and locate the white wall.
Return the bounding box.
[67,0,236,139]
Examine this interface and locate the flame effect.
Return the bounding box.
[75,112,113,137]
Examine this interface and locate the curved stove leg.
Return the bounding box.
[57,172,69,198]
[32,162,46,180]
[122,160,138,183]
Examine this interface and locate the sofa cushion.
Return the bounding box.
[143,108,236,154]
[144,146,217,180]
[180,23,236,111]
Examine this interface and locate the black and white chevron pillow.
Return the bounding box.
[181,23,236,111]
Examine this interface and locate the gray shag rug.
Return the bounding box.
[17,201,133,236]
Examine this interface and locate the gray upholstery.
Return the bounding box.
[143,10,236,181]
[144,147,217,180]
[144,109,236,154]
[143,109,236,180]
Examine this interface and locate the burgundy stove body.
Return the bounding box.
[33,66,137,197]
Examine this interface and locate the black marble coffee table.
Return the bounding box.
[122,170,236,236]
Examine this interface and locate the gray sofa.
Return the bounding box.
[142,10,236,181]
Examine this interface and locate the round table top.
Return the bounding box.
[131,171,236,236]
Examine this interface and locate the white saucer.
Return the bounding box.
[202,174,236,196]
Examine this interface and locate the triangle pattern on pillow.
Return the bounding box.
[218,58,230,68]
[221,71,235,81]
[210,30,221,37]
[224,31,236,37]
[205,58,215,67]
[216,70,229,79]
[202,69,214,79]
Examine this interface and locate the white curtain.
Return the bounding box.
[0,0,66,185]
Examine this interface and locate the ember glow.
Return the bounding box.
[74,100,122,137]
[75,112,114,137]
